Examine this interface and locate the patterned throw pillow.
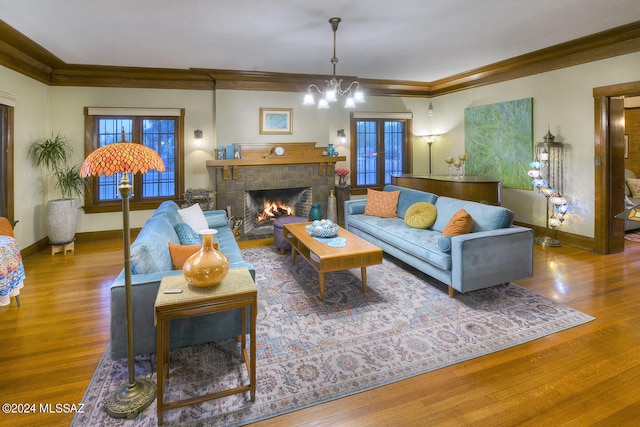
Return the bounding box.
[404,202,437,229]
[442,208,473,236]
[364,189,400,218]
[627,178,640,198]
[174,222,202,245]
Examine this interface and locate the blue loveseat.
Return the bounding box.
[344,185,534,297]
[109,201,255,359]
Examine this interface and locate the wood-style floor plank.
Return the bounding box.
[1,238,640,426]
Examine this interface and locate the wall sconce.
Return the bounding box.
[194,129,203,146]
[337,129,347,144]
[422,134,440,175]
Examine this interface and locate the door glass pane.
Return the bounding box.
[355,120,378,186]
[142,119,175,198]
[384,121,404,184]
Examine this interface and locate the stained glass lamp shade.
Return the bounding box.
[80,141,165,418]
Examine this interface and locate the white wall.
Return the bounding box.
[0,65,49,249]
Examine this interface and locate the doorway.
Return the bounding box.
[594,80,640,253]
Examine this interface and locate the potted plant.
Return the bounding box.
[30,132,85,245]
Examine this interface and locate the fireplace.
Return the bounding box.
[244,187,312,238]
[206,142,344,239]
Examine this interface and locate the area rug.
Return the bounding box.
[73,247,594,426]
[624,231,640,242]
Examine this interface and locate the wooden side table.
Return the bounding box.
[154,268,257,424]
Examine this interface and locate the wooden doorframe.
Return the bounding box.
[594,80,640,253]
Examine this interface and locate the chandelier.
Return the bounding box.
[303,17,365,109]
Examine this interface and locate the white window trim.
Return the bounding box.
[0,91,16,107]
[86,107,181,117]
[352,112,413,120]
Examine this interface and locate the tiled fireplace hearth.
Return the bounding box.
[206,142,345,239]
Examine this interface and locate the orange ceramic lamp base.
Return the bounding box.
[182,229,230,287]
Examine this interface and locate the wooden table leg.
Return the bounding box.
[361,266,368,294]
[291,247,297,264]
[250,301,257,401]
[156,319,166,425]
[319,273,325,301]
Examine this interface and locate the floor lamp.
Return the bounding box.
[423,135,439,175]
[80,137,165,418]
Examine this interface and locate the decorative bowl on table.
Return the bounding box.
[306,219,339,238]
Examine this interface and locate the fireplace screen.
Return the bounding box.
[244,187,312,237]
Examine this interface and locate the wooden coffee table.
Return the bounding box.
[283,222,383,300]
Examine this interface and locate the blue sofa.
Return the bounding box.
[344,185,534,297]
[109,201,255,359]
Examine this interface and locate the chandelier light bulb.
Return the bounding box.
[325,88,337,103]
[303,92,315,105]
[318,98,329,109]
[344,95,356,109]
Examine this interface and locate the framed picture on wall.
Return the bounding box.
[259,108,293,135]
[625,134,629,158]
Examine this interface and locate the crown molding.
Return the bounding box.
[1,19,639,96]
[429,20,640,96]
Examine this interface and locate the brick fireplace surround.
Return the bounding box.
[206,142,345,239]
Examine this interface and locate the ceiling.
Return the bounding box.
[1,0,640,83]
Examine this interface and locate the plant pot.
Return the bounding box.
[46,198,78,245]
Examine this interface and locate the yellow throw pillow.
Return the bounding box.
[168,241,217,269]
[404,202,437,229]
[442,209,474,236]
[627,178,640,198]
[364,189,400,218]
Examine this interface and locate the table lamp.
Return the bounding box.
[80,134,165,418]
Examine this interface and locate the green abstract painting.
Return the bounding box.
[464,98,533,190]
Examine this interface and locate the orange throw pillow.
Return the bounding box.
[168,241,218,269]
[364,189,400,218]
[442,209,473,236]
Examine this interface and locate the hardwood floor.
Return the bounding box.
[1,238,639,426]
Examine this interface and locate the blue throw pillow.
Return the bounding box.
[438,235,452,253]
[174,222,202,245]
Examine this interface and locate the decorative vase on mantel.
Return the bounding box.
[309,203,323,221]
[182,229,230,287]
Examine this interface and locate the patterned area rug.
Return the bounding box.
[73,247,594,426]
[624,231,640,242]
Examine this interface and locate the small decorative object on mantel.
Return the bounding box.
[182,229,230,287]
[309,203,323,221]
[335,167,351,187]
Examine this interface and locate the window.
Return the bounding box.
[84,108,185,213]
[350,112,413,193]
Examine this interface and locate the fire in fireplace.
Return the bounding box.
[244,187,312,237]
[256,200,294,223]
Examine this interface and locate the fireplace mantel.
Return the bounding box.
[206,142,346,179]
